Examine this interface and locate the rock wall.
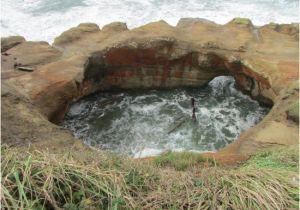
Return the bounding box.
[81,40,273,108]
[84,46,226,90]
[1,18,298,161]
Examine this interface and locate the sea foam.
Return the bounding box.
[1,0,299,43]
[61,76,270,157]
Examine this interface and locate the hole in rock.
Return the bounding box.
[61,76,270,158]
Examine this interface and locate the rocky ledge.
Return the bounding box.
[1,18,299,165]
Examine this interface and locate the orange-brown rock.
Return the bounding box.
[102,22,128,33]
[53,22,100,47]
[1,36,26,52]
[1,18,298,164]
[1,41,62,80]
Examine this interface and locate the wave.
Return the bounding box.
[61,76,270,157]
[1,0,299,43]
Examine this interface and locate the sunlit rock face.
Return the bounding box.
[61,76,270,158]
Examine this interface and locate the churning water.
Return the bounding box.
[1,0,299,43]
[61,76,270,158]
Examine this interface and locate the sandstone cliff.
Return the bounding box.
[1,18,298,164]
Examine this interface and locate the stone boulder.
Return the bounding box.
[102,22,128,33]
[53,23,100,47]
[1,36,26,52]
[176,18,217,28]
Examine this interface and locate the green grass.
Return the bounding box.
[154,151,215,170]
[231,17,252,26]
[1,146,138,209]
[242,146,299,172]
[1,145,299,209]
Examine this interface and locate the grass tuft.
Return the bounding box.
[1,145,298,209]
[154,151,215,170]
[1,146,136,209]
[243,146,299,172]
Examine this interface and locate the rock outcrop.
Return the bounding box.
[101,22,128,32]
[1,36,26,52]
[1,18,299,164]
[53,23,100,47]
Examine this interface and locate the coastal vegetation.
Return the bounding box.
[2,145,298,209]
[1,17,299,210]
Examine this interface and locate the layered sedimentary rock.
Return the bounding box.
[1,18,299,163]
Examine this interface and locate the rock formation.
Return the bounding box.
[1,18,298,164]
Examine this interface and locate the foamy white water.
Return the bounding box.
[1,0,299,43]
[61,76,270,158]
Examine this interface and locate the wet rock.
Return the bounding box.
[84,52,107,82]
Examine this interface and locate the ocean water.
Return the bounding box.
[1,0,299,43]
[61,76,270,158]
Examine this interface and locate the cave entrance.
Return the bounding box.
[61,76,270,158]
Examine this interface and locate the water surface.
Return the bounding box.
[1,0,298,43]
[61,76,270,158]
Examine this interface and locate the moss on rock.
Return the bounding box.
[230,17,253,27]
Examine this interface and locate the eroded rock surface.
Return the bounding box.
[53,23,100,47]
[1,18,299,164]
[1,36,26,52]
